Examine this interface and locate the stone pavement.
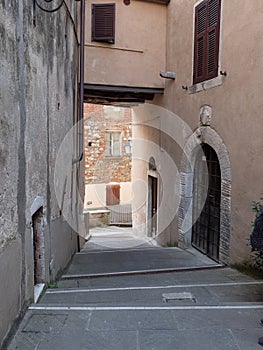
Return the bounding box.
[61,226,221,279]
[7,227,263,350]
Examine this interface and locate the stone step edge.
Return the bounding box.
[61,264,224,280]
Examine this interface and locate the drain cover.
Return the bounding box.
[162,292,196,303]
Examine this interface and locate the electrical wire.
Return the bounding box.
[63,1,79,44]
[35,0,64,13]
[34,0,79,44]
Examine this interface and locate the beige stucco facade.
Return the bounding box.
[83,0,262,264]
[84,0,167,89]
[85,182,133,209]
[131,0,263,264]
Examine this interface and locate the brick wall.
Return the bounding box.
[84,104,132,184]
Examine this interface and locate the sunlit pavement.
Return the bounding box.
[8,227,263,350]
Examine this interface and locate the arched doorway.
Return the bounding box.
[179,127,231,265]
[192,143,221,261]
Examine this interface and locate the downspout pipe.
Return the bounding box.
[79,0,85,138]
[76,0,85,251]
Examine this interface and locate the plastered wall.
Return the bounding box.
[0,1,82,346]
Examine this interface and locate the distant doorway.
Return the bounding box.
[32,207,45,285]
[148,175,158,237]
[192,144,221,261]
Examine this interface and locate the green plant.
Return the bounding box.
[249,197,263,270]
[232,261,263,279]
[48,282,58,289]
[252,198,263,215]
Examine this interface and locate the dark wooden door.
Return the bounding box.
[192,144,221,261]
[148,176,158,237]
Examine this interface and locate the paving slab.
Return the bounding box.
[8,309,263,350]
[139,328,240,350]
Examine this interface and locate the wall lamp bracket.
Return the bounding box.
[160,71,176,80]
[182,86,188,91]
[220,70,227,77]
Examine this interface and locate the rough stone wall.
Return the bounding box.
[0,1,81,346]
[84,104,132,184]
[0,0,19,260]
[0,3,21,345]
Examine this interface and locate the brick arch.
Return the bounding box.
[178,126,231,264]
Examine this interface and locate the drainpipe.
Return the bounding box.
[79,0,85,138]
[76,0,85,251]
[73,0,85,163]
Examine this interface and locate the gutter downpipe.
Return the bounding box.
[79,0,85,130]
[76,0,85,251]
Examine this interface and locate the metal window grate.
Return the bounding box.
[192,144,221,261]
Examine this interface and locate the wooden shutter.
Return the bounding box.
[194,2,207,83]
[193,0,221,84]
[92,4,115,44]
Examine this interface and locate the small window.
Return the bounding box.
[193,0,221,84]
[105,132,121,157]
[92,4,115,44]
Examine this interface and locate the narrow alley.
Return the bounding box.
[8,228,263,350]
[2,0,263,349]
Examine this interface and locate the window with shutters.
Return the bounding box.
[193,0,221,84]
[92,4,115,44]
[105,132,121,157]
